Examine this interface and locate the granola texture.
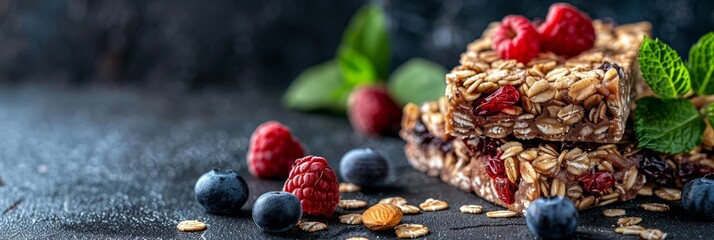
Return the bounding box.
[401,101,713,214]
[444,20,651,143]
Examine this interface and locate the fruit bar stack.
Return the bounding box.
[444,19,650,143]
[401,100,714,213]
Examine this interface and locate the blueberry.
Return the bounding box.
[252,191,302,232]
[339,148,389,186]
[194,169,249,215]
[525,196,579,239]
[682,173,714,219]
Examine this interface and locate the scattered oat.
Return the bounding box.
[339,214,363,225]
[654,188,681,201]
[617,217,642,226]
[379,197,408,206]
[177,220,206,232]
[615,225,645,235]
[459,205,483,214]
[419,198,448,212]
[339,199,368,209]
[345,237,369,240]
[637,185,653,196]
[362,203,403,231]
[298,221,327,232]
[640,203,670,212]
[602,208,626,217]
[640,229,667,240]
[486,210,518,218]
[398,205,421,214]
[395,224,429,239]
[339,183,362,193]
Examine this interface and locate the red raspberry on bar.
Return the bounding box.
[492,15,541,63]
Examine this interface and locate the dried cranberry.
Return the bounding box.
[476,137,501,156]
[639,150,676,187]
[412,121,433,145]
[493,176,517,204]
[473,85,520,116]
[579,171,615,194]
[485,155,506,178]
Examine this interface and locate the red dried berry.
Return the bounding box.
[579,171,615,194]
[476,137,502,156]
[248,121,305,179]
[348,85,402,136]
[283,156,340,217]
[538,3,595,56]
[473,85,520,116]
[485,155,506,178]
[492,15,541,63]
[493,175,517,204]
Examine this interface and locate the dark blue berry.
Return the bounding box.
[194,169,249,215]
[252,191,302,232]
[525,196,579,240]
[682,173,714,219]
[339,148,389,186]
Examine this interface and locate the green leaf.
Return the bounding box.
[705,102,714,129]
[689,32,714,95]
[341,4,390,79]
[638,37,691,99]
[282,60,349,112]
[388,58,448,105]
[634,97,704,153]
[338,46,377,87]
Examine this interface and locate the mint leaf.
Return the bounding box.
[338,46,377,87]
[634,97,704,153]
[341,5,390,79]
[705,102,714,129]
[282,60,349,112]
[638,37,691,99]
[388,58,447,105]
[689,32,714,95]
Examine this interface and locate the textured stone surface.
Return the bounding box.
[0,85,712,239]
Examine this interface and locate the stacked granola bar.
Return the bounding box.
[399,20,688,214]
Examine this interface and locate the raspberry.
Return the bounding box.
[538,3,595,56]
[348,85,402,136]
[473,85,520,116]
[247,121,305,179]
[491,15,541,63]
[578,171,614,194]
[283,156,340,217]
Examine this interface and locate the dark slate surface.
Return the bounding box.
[0,85,712,239]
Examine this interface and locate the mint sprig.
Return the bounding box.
[635,34,714,153]
[638,37,691,99]
[635,97,704,153]
[689,32,714,95]
[283,5,447,112]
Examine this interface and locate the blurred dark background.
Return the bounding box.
[0,0,711,92]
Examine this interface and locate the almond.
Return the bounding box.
[362,203,403,231]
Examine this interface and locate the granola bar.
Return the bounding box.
[444,20,651,143]
[402,100,713,214]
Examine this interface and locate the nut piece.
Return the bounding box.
[339,214,363,225]
[362,203,403,231]
[615,225,645,235]
[640,203,670,212]
[459,205,484,214]
[299,221,327,232]
[177,220,207,232]
[339,183,362,193]
[395,224,429,239]
[654,188,681,201]
[617,217,642,226]
[379,197,408,206]
[419,198,449,212]
[398,205,421,214]
[602,208,626,217]
[640,229,667,240]
[340,199,368,209]
[486,210,518,218]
